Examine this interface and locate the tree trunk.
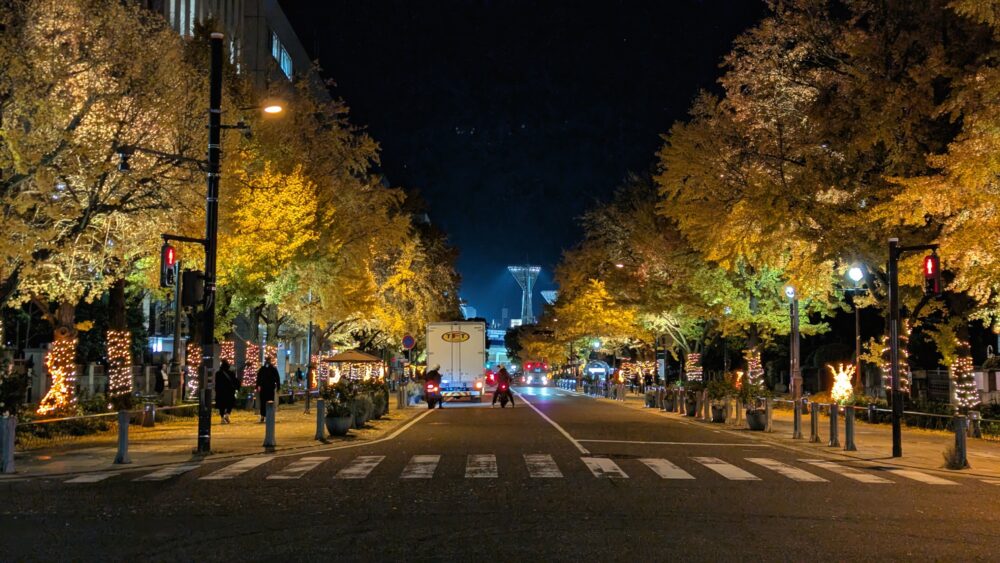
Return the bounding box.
[109,279,127,331]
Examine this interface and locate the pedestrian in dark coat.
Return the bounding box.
[215,360,238,423]
[255,359,281,422]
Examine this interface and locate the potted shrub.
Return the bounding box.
[707,380,735,423]
[684,381,703,416]
[321,380,355,436]
[352,394,374,429]
[740,383,770,431]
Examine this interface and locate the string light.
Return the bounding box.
[685,352,703,383]
[37,336,78,415]
[829,363,855,405]
[243,343,260,383]
[951,345,978,410]
[220,341,235,364]
[328,361,386,383]
[106,330,132,405]
[879,322,911,394]
[185,341,202,400]
[744,349,763,387]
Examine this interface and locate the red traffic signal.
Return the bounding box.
[160,243,177,288]
[923,254,941,295]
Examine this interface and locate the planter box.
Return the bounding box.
[746,410,767,431]
[711,405,727,423]
[685,400,697,417]
[325,415,352,436]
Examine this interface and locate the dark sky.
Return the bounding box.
[279,0,766,323]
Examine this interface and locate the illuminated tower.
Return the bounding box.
[508,265,540,325]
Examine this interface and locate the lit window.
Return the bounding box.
[270,31,293,79]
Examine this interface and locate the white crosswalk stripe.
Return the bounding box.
[335,455,385,479]
[581,457,628,479]
[267,456,328,480]
[639,458,694,480]
[692,457,759,481]
[400,455,441,479]
[134,463,201,482]
[745,458,827,482]
[66,472,119,484]
[525,454,562,478]
[800,459,891,484]
[200,457,271,480]
[885,468,958,485]
[465,454,498,478]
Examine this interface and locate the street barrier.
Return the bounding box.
[113,410,131,464]
[0,415,14,474]
[954,414,969,468]
[263,401,276,451]
[142,402,156,428]
[315,398,328,442]
[844,406,857,451]
[810,402,820,443]
[765,397,773,432]
[792,401,803,439]
[828,404,840,448]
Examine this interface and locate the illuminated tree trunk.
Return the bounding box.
[37,302,78,415]
[106,279,133,408]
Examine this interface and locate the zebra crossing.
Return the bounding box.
[62,453,973,487]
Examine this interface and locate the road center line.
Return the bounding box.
[577,439,770,447]
[515,391,590,455]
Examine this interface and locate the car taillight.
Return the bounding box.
[475,382,483,389]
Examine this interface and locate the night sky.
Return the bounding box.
[279,0,766,323]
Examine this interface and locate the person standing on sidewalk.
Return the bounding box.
[215,360,238,424]
[255,359,281,423]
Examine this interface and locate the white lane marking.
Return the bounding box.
[581,457,629,479]
[800,459,891,484]
[577,439,769,447]
[66,472,119,484]
[745,458,827,482]
[525,454,563,478]
[885,469,959,485]
[982,478,1000,485]
[515,391,589,454]
[465,454,499,478]
[335,455,385,479]
[691,457,759,481]
[133,463,201,482]
[400,455,440,479]
[200,457,271,480]
[267,456,328,480]
[639,458,694,480]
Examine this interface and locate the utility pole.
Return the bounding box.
[196,33,224,454]
[169,260,183,393]
[304,289,313,414]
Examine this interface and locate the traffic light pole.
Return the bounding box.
[196,33,225,454]
[887,238,938,458]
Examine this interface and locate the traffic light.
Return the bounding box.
[160,243,176,288]
[181,269,205,307]
[923,253,942,296]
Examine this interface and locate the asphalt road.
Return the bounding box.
[2,387,998,562]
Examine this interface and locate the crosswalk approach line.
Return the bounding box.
[133,463,202,482]
[267,456,329,480]
[884,468,958,485]
[638,458,695,480]
[335,455,385,479]
[745,458,827,482]
[691,457,760,481]
[66,472,119,484]
[200,457,271,480]
[400,455,441,479]
[581,457,629,478]
[800,459,891,484]
[465,454,499,478]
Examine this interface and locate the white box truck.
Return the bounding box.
[426,321,487,401]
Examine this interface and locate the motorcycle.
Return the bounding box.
[425,382,442,409]
[496,382,514,408]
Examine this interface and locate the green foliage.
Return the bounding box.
[707,379,736,401]
[321,380,356,418]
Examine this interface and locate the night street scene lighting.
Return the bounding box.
[2,1,1000,561]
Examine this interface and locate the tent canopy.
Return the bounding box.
[323,350,383,363]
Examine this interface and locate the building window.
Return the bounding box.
[270,31,293,79]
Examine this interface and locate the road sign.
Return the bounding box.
[402,334,416,350]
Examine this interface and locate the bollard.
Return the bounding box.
[809,402,820,443]
[113,410,131,464]
[0,415,15,474]
[828,404,840,447]
[844,406,857,451]
[792,401,803,439]
[969,410,982,439]
[263,401,276,450]
[142,402,156,428]
[735,399,743,427]
[953,414,969,469]
[765,397,773,433]
[315,398,328,442]
[868,403,876,423]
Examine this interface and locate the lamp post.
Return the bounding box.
[785,286,802,401]
[847,266,865,390]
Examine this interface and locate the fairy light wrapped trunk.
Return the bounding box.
[105,329,133,407]
[185,341,202,400]
[743,349,763,387]
[684,352,702,383]
[878,321,912,395]
[829,363,856,405]
[37,330,78,415]
[951,342,978,411]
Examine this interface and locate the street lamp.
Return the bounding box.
[847,266,866,390]
[785,285,803,439]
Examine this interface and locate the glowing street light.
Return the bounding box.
[848,266,864,284]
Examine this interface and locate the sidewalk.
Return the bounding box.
[2,400,423,479]
[577,388,1000,479]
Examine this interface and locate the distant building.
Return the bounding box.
[459,303,477,319]
[510,319,523,328]
[486,328,509,369]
